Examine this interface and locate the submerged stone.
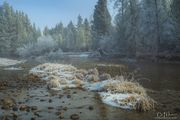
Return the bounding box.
[1,97,16,109]
[31,106,38,111]
[88,105,94,110]
[70,114,79,120]
[12,106,18,111]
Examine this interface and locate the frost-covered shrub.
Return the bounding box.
[16,42,33,57]
[17,35,59,57]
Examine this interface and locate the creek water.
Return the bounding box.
[0,57,179,120]
[52,57,180,91]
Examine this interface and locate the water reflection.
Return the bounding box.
[53,58,180,91]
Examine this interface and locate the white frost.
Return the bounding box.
[29,63,149,110]
[83,80,119,91]
[4,67,23,70]
[30,63,85,90]
[99,92,136,109]
[0,58,25,67]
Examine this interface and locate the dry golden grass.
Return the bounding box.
[26,73,41,81]
[59,80,67,85]
[104,80,146,96]
[72,79,82,85]
[135,96,155,112]
[120,95,155,111]
[75,73,84,80]
[30,64,155,112]
[121,95,137,103]
[47,79,60,89]
[48,75,59,80]
[88,68,99,76]
[104,76,155,111]
[78,69,88,76]
[1,97,16,109]
[85,74,99,82]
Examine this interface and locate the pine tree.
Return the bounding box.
[77,15,83,28]
[76,15,85,50]
[92,0,111,49]
[84,19,92,50]
[43,26,49,36]
[0,4,9,53]
[65,21,77,50]
[171,0,180,51]
[47,22,65,48]
[0,2,41,55]
[47,17,93,52]
[171,0,180,23]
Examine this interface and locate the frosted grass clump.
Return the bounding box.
[29,63,155,111]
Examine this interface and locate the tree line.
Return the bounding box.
[43,15,92,52]
[0,2,41,56]
[90,0,180,60]
[112,0,180,60]
[44,0,180,60]
[0,0,180,60]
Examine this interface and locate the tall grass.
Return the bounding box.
[103,76,155,111]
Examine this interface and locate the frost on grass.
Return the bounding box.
[29,63,155,111]
[83,80,117,91]
[100,77,155,111]
[0,58,25,67]
[29,63,86,90]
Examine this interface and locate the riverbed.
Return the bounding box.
[0,57,179,120]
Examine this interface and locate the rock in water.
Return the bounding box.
[19,104,30,111]
[70,114,79,120]
[31,106,38,111]
[1,97,16,109]
[88,105,94,110]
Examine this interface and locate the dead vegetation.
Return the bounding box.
[135,96,155,112]
[26,73,41,81]
[85,74,99,82]
[103,76,155,111]
[29,63,155,112]
[47,79,61,89]
[104,80,146,96]
[71,79,82,86]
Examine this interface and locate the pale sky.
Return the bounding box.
[0,0,115,30]
[0,0,97,30]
